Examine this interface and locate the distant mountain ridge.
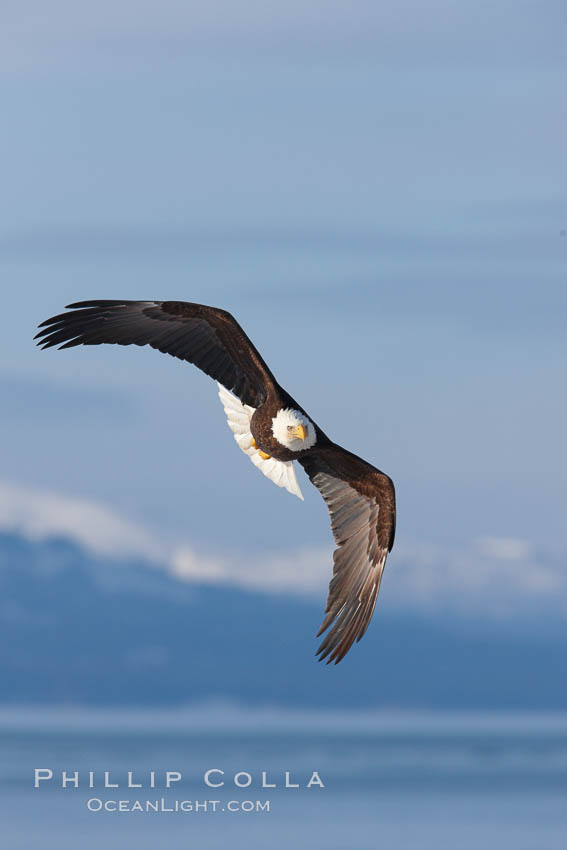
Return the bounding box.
[1,531,566,709]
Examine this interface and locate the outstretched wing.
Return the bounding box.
[299,445,396,664]
[35,300,276,407]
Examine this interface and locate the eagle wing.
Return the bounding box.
[35,300,276,407]
[299,445,396,664]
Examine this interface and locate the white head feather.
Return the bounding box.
[271,408,317,452]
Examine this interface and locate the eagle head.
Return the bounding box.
[271,408,316,451]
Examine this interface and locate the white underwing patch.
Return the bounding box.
[217,383,304,500]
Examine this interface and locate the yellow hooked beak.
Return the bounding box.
[291,424,307,441]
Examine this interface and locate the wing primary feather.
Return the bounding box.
[36,299,278,409]
[299,446,395,663]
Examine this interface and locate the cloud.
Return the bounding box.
[0,481,162,561]
[1,480,565,617]
[0,479,330,595]
[476,536,533,561]
[172,544,331,595]
[0,373,138,426]
[388,539,566,616]
[1,0,564,73]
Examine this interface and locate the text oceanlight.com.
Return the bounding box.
[87,798,271,813]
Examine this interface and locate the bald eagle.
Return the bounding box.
[35,300,396,664]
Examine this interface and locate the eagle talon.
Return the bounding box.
[250,437,257,449]
[258,450,271,460]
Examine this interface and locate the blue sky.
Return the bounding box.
[0,1,565,614]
